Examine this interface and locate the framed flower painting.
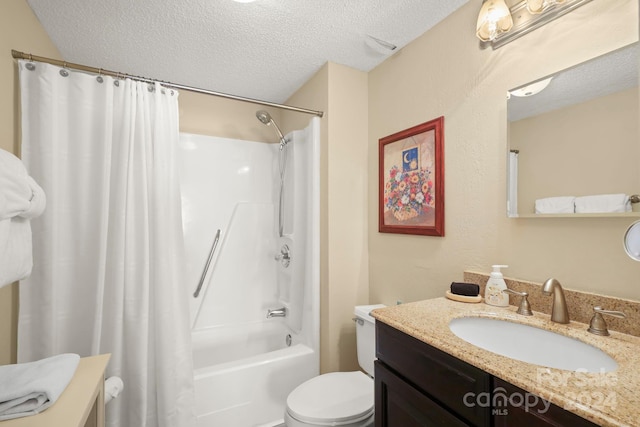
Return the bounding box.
[379,117,444,236]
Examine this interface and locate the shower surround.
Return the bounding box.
[179,118,320,426]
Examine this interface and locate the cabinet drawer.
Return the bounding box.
[376,322,491,427]
[375,361,471,427]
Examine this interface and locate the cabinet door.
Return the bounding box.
[376,322,491,427]
[375,361,472,427]
[492,378,600,427]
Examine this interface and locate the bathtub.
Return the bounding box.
[193,320,318,426]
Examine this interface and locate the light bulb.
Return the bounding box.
[526,0,566,14]
[476,0,514,42]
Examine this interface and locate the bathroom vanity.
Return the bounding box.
[372,299,640,427]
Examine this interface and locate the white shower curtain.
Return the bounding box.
[17,60,195,427]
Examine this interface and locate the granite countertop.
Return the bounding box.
[372,298,640,427]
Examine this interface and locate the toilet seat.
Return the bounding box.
[286,371,374,426]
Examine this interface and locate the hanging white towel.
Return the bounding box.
[0,353,80,420]
[0,150,46,221]
[0,218,34,289]
[575,194,631,213]
[0,149,46,288]
[535,196,576,214]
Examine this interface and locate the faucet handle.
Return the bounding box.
[587,306,626,336]
[502,288,533,316]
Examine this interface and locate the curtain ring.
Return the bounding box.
[96,68,104,84]
[28,53,33,61]
[59,62,69,77]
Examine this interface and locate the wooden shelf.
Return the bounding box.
[3,354,111,427]
[511,212,640,219]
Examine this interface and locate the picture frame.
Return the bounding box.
[379,117,444,236]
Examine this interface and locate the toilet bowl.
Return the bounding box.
[284,304,384,427]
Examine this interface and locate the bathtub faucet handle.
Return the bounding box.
[266,307,287,318]
[274,244,291,268]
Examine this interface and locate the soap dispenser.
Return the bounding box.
[485,265,509,307]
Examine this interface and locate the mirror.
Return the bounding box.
[624,220,640,261]
[507,42,639,218]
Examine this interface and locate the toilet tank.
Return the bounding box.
[354,304,386,377]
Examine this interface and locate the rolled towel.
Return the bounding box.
[0,353,80,420]
[535,196,575,214]
[575,194,631,213]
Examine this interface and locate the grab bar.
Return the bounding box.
[193,229,221,298]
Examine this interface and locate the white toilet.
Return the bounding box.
[284,304,385,427]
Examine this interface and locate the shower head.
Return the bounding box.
[256,110,272,125]
[256,110,286,147]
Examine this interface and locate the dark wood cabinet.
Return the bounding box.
[375,361,471,427]
[375,321,601,427]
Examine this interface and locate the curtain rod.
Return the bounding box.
[11,49,324,118]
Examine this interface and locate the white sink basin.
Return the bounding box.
[449,317,617,372]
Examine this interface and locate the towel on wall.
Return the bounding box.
[0,353,80,420]
[0,148,46,288]
[575,194,631,214]
[535,196,576,214]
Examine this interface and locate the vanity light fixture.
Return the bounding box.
[476,0,593,49]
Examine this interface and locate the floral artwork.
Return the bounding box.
[379,117,444,236]
[384,164,433,222]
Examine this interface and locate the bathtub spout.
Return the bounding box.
[266,307,287,318]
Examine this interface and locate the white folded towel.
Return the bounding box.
[0,149,46,288]
[0,353,80,421]
[535,196,576,214]
[575,194,631,213]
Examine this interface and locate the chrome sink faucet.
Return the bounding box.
[541,278,570,324]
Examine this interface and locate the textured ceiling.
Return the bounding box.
[26,0,471,103]
[508,43,639,122]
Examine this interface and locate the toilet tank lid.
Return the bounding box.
[354,304,386,323]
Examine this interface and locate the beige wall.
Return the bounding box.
[0,0,61,365]
[285,63,369,373]
[513,87,638,213]
[368,0,640,308]
[179,90,283,143]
